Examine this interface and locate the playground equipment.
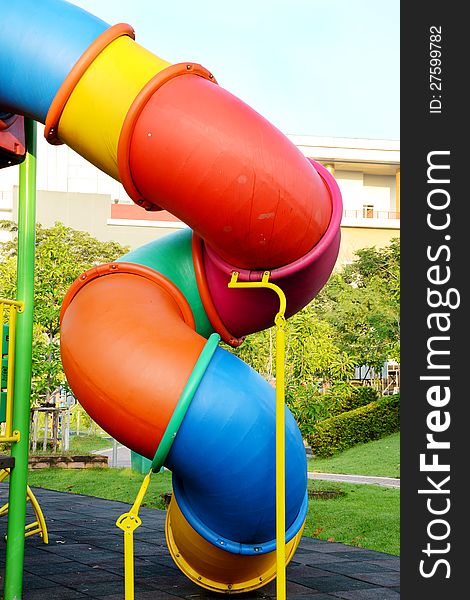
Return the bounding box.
[0,468,48,544]
[1,0,342,597]
[0,116,38,600]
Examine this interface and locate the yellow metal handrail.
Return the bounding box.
[1,298,24,443]
[228,271,288,600]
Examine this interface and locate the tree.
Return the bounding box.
[313,238,400,372]
[342,237,400,301]
[233,302,354,396]
[234,240,400,391]
[232,239,400,435]
[0,221,129,404]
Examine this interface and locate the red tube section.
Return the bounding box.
[119,71,332,271]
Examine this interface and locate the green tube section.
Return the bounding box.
[118,229,213,338]
[4,119,37,600]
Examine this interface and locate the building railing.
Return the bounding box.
[342,209,400,221]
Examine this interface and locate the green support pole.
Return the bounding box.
[3,119,37,600]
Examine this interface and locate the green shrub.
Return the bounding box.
[307,393,400,457]
[288,383,379,439]
[347,385,379,410]
[320,382,354,417]
[325,383,379,417]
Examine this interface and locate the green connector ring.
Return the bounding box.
[151,332,220,472]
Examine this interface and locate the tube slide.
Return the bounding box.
[1,0,342,592]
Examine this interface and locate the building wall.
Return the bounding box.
[364,173,398,213]
[338,226,399,265]
[0,190,12,243]
[338,171,397,215]
[334,170,399,265]
[11,187,182,250]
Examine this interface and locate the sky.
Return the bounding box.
[70,0,400,140]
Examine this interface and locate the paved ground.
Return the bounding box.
[94,445,131,469]
[0,487,400,599]
[309,473,400,489]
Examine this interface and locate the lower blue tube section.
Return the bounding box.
[166,346,308,555]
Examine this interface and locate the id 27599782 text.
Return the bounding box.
[429,26,443,114]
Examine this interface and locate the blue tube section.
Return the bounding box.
[0,0,108,122]
[166,347,308,555]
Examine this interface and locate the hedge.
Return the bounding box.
[288,384,380,438]
[327,385,379,418]
[307,393,400,457]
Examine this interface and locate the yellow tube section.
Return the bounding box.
[58,34,170,179]
[165,497,305,594]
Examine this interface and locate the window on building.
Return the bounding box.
[363,204,374,218]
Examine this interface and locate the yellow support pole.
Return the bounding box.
[228,271,287,600]
[116,470,153,600]
[1,299,23,443]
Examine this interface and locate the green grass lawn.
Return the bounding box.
[27,467,399,556]
[308,432,400,478]
[306,479,399,555]
[28,467,173,510]
[68,434,113,455]
[29,434,113,456]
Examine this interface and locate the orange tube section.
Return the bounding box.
[60,263,206,457]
